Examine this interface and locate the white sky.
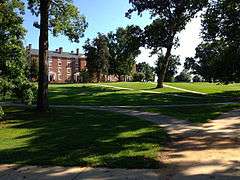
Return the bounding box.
[136,16,202,73]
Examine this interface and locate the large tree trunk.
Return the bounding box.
[97,71,101,83]
[118,75,122,82]
[37,0,50,111]
[157,46,173,88]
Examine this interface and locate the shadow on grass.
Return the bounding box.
[213,90,240,98]
[0,107,167,169]
[48,85,239,106]
[141,104,240,123]
[0,108,239,179]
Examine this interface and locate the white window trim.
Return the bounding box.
[67,68,71,73]
[58,74,62,80]
[58,67,62,73]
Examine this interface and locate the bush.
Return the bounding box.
[80,70,90,83]
[0,78,13,99]
[0,76,36,104]
[132,72,145,82]
[175,70,191,82]
[193,75,202,82]
[164,76,175,82]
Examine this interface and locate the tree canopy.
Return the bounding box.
[0,0,34,105]
[27,0,87,111]
[136,62,155,82]
[107,25,142,80]
[156,54,181,82]
[127,0,208,88]
[175,70,191,82]
[27,0,87,43]
[185,0,240,83]
[83,33,110,82]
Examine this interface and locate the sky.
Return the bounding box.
[23,0,203,71]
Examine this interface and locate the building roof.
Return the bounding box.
[30,49,86,59]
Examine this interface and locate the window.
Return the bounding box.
[67,68,71,74]
[58,74,62,80]
[67,61,71,67]
[58,68,62,73]
[58,59,62,67]
[48,58,52,66]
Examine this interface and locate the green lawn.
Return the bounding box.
[165,82,240,97]
[139,104,240,123]
[48,82,236,106]
[0,107,167,169]
[1,82,239,168]
[2,82,239,106]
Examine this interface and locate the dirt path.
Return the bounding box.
[98,107,240,179]
[0,106,239,179]
[155,109,240,179]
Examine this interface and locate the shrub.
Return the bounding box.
[132,72,145,82]
[175,70,191,82]
[80,70,90,83]
[193,75,202,82]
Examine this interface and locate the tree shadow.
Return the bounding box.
[0,107,167,169]
[1,107,240,179]
[48,85,239,106]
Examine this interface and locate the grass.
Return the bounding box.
[139,104,240,123]
[48,82,237,106]
[0,106,167,169]
[166,82,240,97]
[2,82,239,106]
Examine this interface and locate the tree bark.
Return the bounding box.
[157,45,173,88]
[37,0,50,111]
[118,75,122,82]
[97,71,101,83]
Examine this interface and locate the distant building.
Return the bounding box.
[27,44,87,83]
[27,44,136,83]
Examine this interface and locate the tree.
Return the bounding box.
[29,57,39,81]
[156,54,181,82]
[132,72,145,82]
[127,0,208,88]
[83,33,110,82]
[175,70,191,82]
[0,0,34,105]
[184,42,221,82]
[200,0,240,83]
[193,75,202,82]
[27,0,87,111]
[108,25,142,81]
[185,41,240,83]
[136,62,155,82]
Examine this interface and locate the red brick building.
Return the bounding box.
[27,44,87,83]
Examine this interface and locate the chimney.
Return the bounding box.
[28,44,32,51]
[71,50,74,54]
[55,49,58,52]
[76,48,79,55]
[59,47,63,54]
